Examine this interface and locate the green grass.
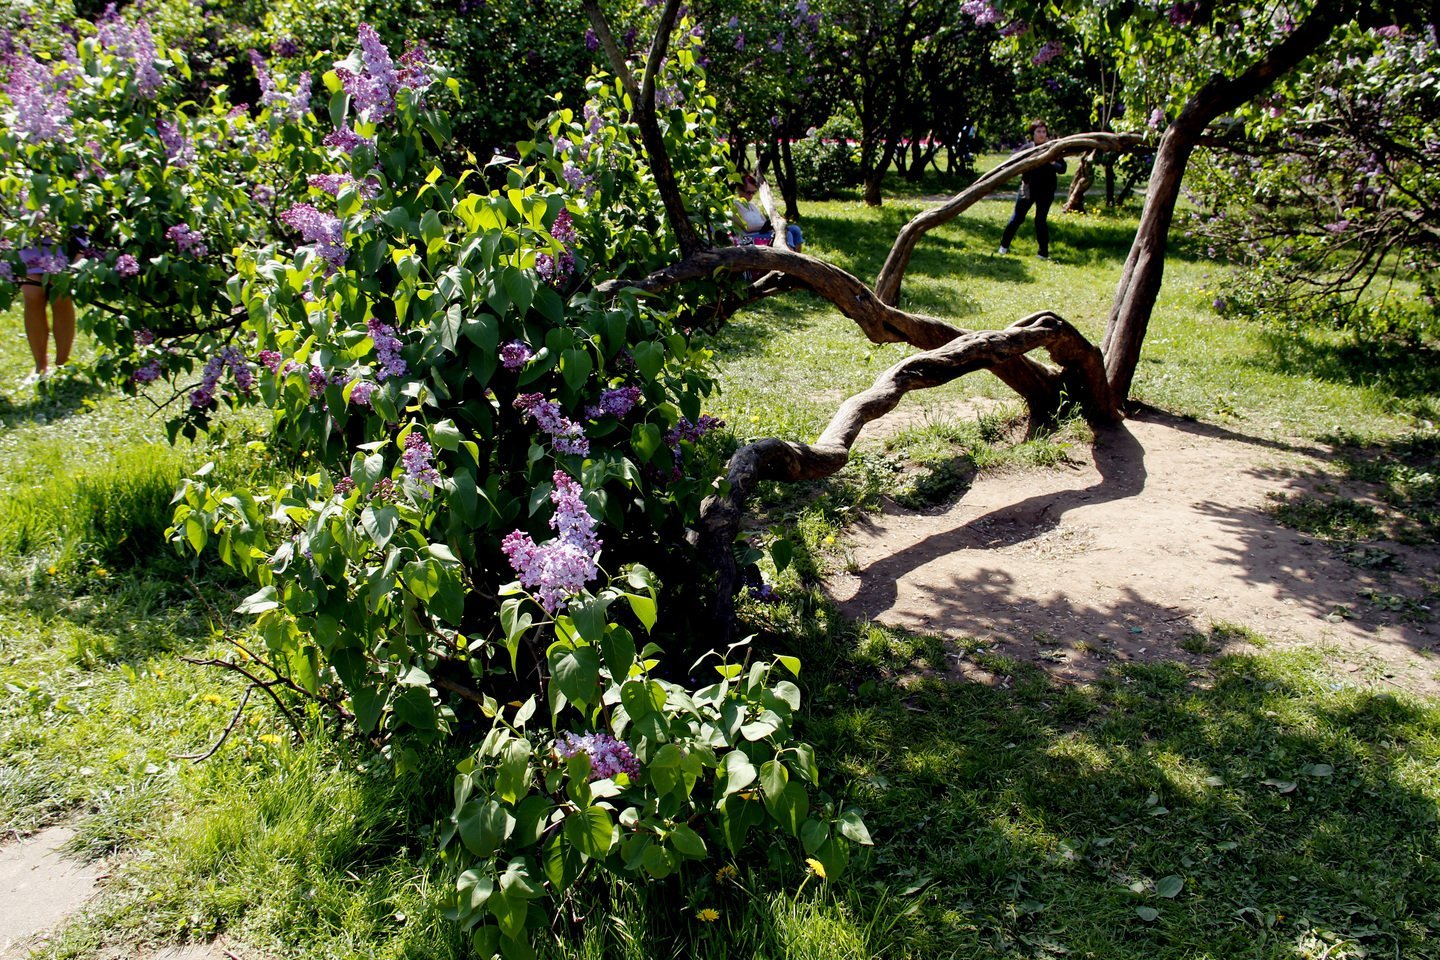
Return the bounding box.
[1,179,1438,960]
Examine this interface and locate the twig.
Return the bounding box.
[174,687,253,761]
[182,656,307,741]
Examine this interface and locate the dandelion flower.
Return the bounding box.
[715,864,738,883]
[696,908,720,922]
[805,857,827,879]
[259,733,281,745]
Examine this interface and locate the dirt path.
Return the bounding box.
[827,409,1440,695]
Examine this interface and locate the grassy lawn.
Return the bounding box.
[1,187,1437,959]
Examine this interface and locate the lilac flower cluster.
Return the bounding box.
[96,15,161,98]
[369,477,399,501]
[322,126,375,155]
[584,28,599,51]
[156,119,193,166]
[190,347,250,408]
[586,386,641,419]
[0,261,13,282]
[308,173,380,200]
[308,364,328,396]
[999,20,1029,38]
[1166,2,1200,26]
[664,414,724,453]
[554,731,639,780]
[368,318,407,380]
[959,0,1002,26]
[501,471,602,612]
[401,430,441,491]
[257,349,284,372]
[538,209,579,283]
[515,393,589,456]
[166,223,207,258]
[1032,40,1063,65]
[4,53,72,141]
[334,476,356,496]
[336,24,398,121]
[500,340,534,371]
[115,253,139,277]
[396,44,430,90]
[279,203,346,270]
[19,245,69,275]
[249,49,311,121]
[1148,108,1166,130]
[131,360,162,384]
[561,163,596,198]
[349,380,376,407]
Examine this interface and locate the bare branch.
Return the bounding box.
[875,132,1142,305]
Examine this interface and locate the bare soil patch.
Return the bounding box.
[827,408,1440,695]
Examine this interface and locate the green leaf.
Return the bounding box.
[432,419,462,450]
[550,644,601,706]
[495,739,532,805]
[568,595,610,645]
[599,626,636,681]
[770,537,794,573]
[1155,875,1184,898]
[631,341,664,381]
[453,869,493,929]
[631,423,663,462]
[235,586,279,614]
[624,592,657,632]
[721,750,757,796]
[560,347,593,393]
[741,709,784,742]
[760,759,789,802]
[838,809,873,845]
[392,686,439,732]
[487,888,527,941]
[458,799,516,858]
[564,806,615,859]
[668,824,706,858]
[1136,906,1161,922]
[502,267,536,318]
[800,818,829,854]
[361,505,399,550]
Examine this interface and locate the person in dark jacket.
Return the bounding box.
[998,119,1065,259]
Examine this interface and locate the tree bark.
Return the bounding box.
[874,132,1139,306]
[1101,1,1355,401]
[1063,151,1095,213]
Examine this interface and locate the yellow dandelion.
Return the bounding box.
[696,908,720,923]
[94,567,109,578]
[259,733,281,745]
[805,857,827,879]
[822,535,835,546]
[46,565,58,576]
[201,693,224,705]
[715,864,738,883]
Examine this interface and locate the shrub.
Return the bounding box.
[790,115,861,198]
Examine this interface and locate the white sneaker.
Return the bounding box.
[997,246,1009,255]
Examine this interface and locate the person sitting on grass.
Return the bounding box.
[732,173,803,251]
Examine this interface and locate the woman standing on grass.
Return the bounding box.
[997,119,1065,260]
[17,244,75,386]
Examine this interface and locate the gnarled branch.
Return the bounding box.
[875,132,1142,306]
[697,311,1120,639]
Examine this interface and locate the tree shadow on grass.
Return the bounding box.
[1249,329,1440,409]
[792,610,1440,960]
[0,373,107,430]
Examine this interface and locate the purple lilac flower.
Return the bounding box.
[4,53,72,141]
[335,23,398,121]
[1032,40,1062,65]
[19,245,69,275]
[500,340,534,371]
[279,203,346,269]
[349,380,376,406]
[334,476,356,495]
[1166,2,1199,26]
[401,429,441,491]
[222,346,254,392]
[1325,220,1351,234]
[190,355,225,408]
[551,209,577,245]
[97,19,161,98]
[396,44,430,91]
[257,350,283,372]
[131,360,163,384]
[369,477,399,501]
[115,253,139,277]
[250,48,312,121]
[308,173,380,199]
[554,731,639,780]
[1374,25,1403,39]
[515,393,589,456]
[368,318,407,380]
[665,415,724,456]
[166,223,208,259]
[0,261,13,282]
[501,471,602,612]
[156,119,194,166]
[1148,107,1166,129]
[960,0,1001,26]
[999,20,1028,38]
[586,386,641,419]
[735,32,745,51]
[323,126,373,154]
[585,28,599,51]
[306,365,327,397]
[135,328,156,347]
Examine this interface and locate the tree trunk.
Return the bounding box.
[1063,151,1094,213]
[1101,1,1352,402]
[778,135,800,221]
[1104,155,1116,206]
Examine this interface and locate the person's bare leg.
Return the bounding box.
[20,278,49,374]
[51,296,75,367]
